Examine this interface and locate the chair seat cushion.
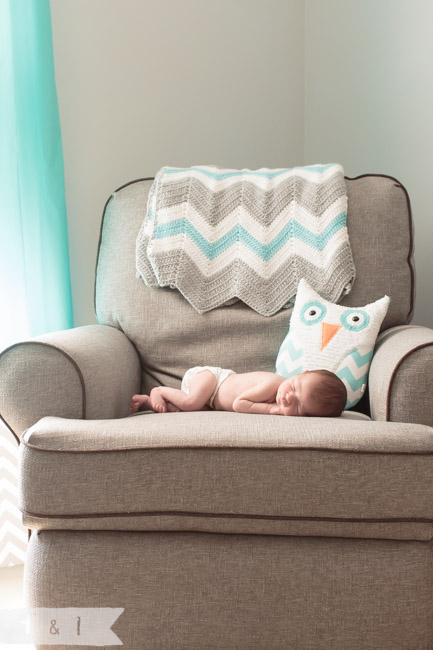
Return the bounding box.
[19,411,433,540]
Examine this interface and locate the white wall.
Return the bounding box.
[52,0,433,329]
[304,0,433,327]
[50,0,305,326]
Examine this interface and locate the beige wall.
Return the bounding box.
[50,0,305,326]
[304,0,433,327]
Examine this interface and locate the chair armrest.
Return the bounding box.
[369,325,433,425]
[0,325,141,440]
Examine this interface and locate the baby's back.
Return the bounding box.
[213,371,283,411]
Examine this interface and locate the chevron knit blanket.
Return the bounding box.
[136,164,356,316]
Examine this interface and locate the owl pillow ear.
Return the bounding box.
[275,279,390,410]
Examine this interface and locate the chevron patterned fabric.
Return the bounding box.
[136,165,356,316]
[0,423,27,567]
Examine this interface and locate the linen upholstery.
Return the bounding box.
[19,413,433,537]
[96,175,414,395]
[369,325,433,425]
[26,530,433,650]
[0,325,141,437]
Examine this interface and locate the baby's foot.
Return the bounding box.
[130,394,152,412]
[150,387,168,413]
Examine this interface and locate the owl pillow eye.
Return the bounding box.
[340,309,370,332]
[300,301,327,326]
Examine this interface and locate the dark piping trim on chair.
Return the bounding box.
[0,341,87,441]
[94,177,155,319]
[345,173,415,324]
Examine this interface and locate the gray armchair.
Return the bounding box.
[1,174,433,650]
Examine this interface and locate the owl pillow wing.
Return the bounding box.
[275,279,390,409]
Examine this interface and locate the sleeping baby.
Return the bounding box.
[130,366,347,417]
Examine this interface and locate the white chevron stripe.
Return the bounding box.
[0,492,21,512]
[161,165,344,191]
[277,351,304,376]
[0,540,27,566]
[0,431,18,450]
[0,542,27,566]
[156,202,189,224]
[344,383,363,404]
[0,518,27,543]
[0,477,20,495]
[149,230,350,279]
[0,501,20,520]
[0,450,19,471]
[0,511,27,568]
[0,538,27,563]
[0,496,24,520]
[0,456,19,475]
[0,423,25,568]
[0,458,19,481]
[0,430,19,454]
[0,490,21,512]
[0,501,22,527]
[156,198,346,236]
[0,551,25,567]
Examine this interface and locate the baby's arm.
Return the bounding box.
[232,378,282,415]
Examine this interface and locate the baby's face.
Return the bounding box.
[276,372,322,417]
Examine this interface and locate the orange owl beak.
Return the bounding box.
[321,322,342,350]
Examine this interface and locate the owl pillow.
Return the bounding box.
[275,279,390,409]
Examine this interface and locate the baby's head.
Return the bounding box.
[277,369,347,417]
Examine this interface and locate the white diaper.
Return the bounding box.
[181,366,235,408]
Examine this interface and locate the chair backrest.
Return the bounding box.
[95,174,414,393]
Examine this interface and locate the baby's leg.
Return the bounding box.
[165,401,181,413]
[185,370,218,410]
[151,370,217,412]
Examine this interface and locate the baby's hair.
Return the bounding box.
[305,369,347,417]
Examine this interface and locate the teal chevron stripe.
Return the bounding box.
[348,348,374,367]
[281,338,303,362]
[163,164,336,180]
[336,367,369,392]
[276,363,303,378]
[291,213,347,250]
[153,212,347,260]
[338,349,374,409]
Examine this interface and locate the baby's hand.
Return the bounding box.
[276,385,286,407]
[275,392,296,416]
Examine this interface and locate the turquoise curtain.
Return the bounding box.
[0,0,73,351]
